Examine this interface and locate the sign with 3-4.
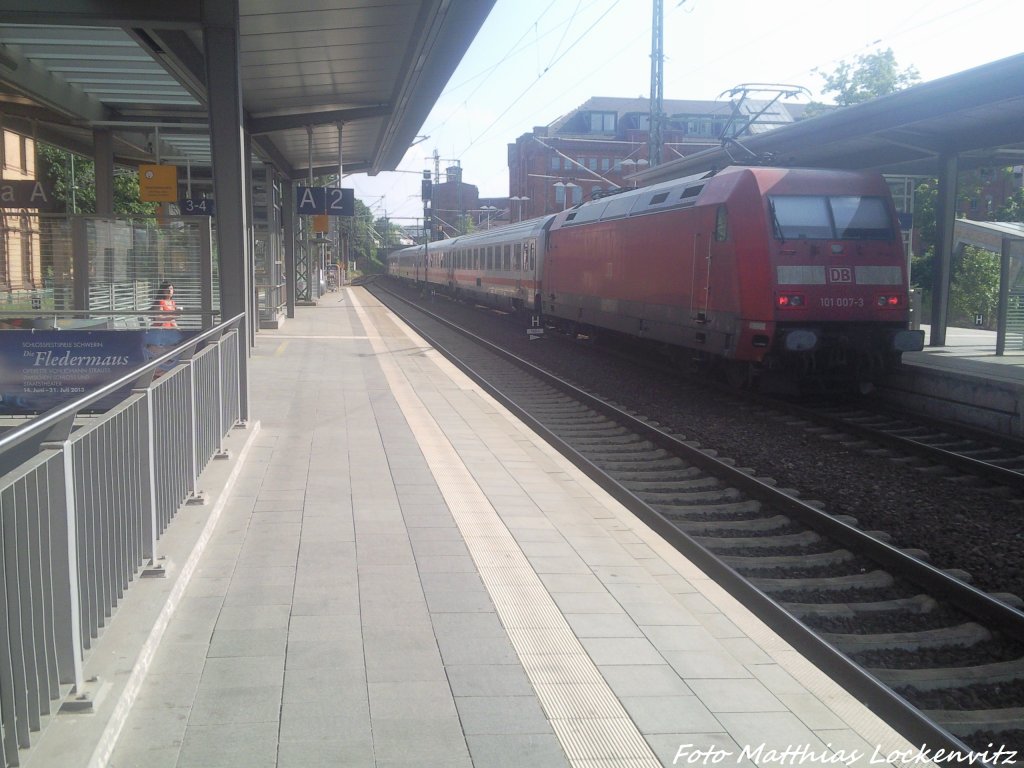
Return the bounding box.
[296,186,354,216]
[181,198,215,216]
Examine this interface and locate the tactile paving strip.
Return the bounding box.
[353,299,661,767]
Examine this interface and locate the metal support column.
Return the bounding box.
[283,179,296,318]
[930,153,958,347]
[203,0,251,420]
[997,238,1011,356]
[648,0,664,168]
[93,129,114,216]
[245,132,256,344]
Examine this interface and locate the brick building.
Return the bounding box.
[430,165,479,238]
[507,96,811,219]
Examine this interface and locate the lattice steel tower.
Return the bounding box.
[648,0,664,167]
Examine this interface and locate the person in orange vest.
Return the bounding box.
[151,281,178,327]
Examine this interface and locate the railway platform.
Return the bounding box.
[38,286,929,768]
[884,325,1024,437]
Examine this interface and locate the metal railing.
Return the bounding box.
[0,313,243,766]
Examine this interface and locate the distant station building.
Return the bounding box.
[430,165,480,238]
[507,96,813,218]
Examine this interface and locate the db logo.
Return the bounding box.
[828,266,853,283]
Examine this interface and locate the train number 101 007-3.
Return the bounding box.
[820,297,865,308]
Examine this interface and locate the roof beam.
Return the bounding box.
[0,43,110,122]
[248,105,391,135]
[0,2,203,28]
[310,161,370,178]
[252,135,297,179]
[128,28,208,104]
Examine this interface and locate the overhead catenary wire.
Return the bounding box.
[455,0,623,158]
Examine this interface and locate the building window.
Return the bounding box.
[589,112,616,132]
[601,158,611,171]
[550,156,559,171]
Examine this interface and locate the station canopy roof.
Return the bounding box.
[633,53,1024,184]
[0,1,495,179]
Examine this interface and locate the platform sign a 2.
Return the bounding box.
[296,186,354,216]
[296,186,326,215]
[325,187,354,216]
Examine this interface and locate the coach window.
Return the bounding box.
[714,205,729,241]
[514,243,522,271]
[503,244,511,271]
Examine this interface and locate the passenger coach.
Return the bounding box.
[388,215,553,313]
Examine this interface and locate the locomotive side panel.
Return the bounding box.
[545,187,748,356]
[544,212,692,343]
[701,168,778,361]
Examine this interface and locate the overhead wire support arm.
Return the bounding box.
[718,83,812,140]
[717,83,812,164]
[531,136,618,187]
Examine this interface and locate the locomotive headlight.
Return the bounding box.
[776,293,805,308]
[876,294,904,308]
[784,329,818,351]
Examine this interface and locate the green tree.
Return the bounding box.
[337,199,382,271]
[912,170,1021,323]
[37,144,158,215]
[995,182,1024,221]
[374,216,404,250]
[814,48,920,107]
[949,245,1000,328]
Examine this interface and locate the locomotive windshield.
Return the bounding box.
[768,195,894,241]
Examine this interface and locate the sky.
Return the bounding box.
[347,0,1022,223]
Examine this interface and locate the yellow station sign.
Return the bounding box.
[139,165,178,202]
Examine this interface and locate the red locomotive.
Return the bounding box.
[388,166,924,388]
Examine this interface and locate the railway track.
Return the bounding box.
[766,399,1024,495]
[367,278,1024,758]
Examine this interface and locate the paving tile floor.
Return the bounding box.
[105,286,926,768]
